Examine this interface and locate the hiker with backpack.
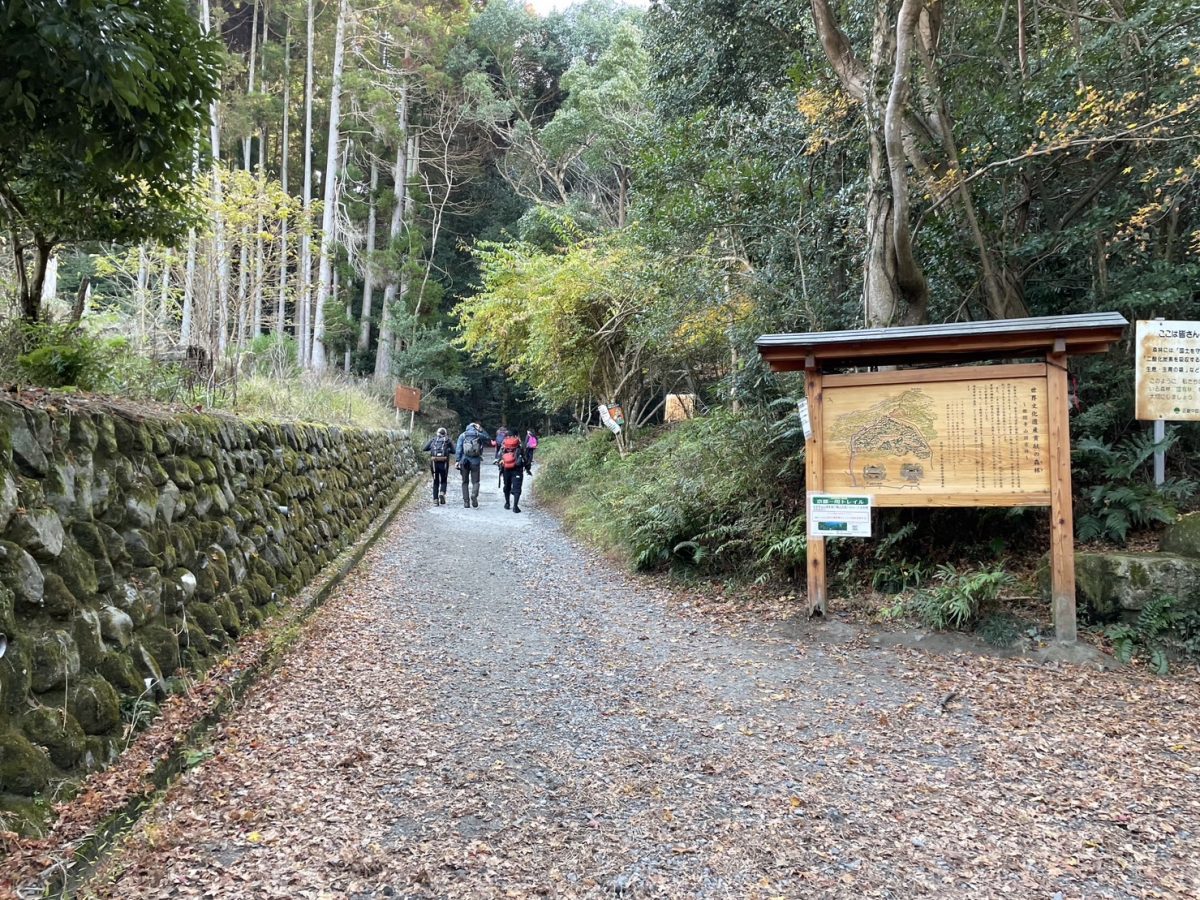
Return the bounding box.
[494,424,509,487]
[455,422,492,508]
[422,427,454,505]
[524,429,539,469]
[495,430,529,513]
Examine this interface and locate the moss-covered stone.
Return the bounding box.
[122,529,162,568]
[0,472,20,532]
[29,629,80,693]
[72,608,106,668]
[0,730,53,794]
[1043,550,1200,620]
[51,537,100,601]
[136,624,180,675]
[22,705,86,768]
[5,507,65,560]
[123,483,159,528]
[0,540,45,611]
[82,734,120,770]
[70,415,98,451]
[70,674,121,734]
[97,651,145,696]
[213,596,241,637]
[42,572,79,618]
[0,638,32,717]
[0,582,13,636]
[182,624,213,657]
[1161,512,1200,560]
[0,794,51,836]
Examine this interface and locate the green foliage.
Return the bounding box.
[0,0,222,320]
[218,375,394,429]
[536,406,806,578]
[3,322,185,400]
[911,564,1016,630]
[1075,432,1198,544]
[1103,595,1200,675]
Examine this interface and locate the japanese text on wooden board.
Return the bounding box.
[1135,319,1200,421]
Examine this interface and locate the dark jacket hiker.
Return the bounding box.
[422,427,454,505]
[455,423,492,508]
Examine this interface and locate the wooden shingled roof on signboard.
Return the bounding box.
[756,312,1128,371]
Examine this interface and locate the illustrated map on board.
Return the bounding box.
[820,376,1051,504]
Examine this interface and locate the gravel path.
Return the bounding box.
[81,472,1200,899]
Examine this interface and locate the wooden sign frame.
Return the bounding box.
[758,313,1128,643]
[394,385,421,413]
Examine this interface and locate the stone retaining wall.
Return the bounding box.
[0,399,416,808]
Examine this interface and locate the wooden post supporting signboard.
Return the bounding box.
[804,363,827,616]
[1046,345,1077,642]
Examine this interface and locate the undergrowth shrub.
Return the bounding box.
[2,321,185,400]
[1074,432,1197,544]
[910,563,1016,629]
[537,406,805,578]
[1102,594,1200,675]
[217,373,395,429]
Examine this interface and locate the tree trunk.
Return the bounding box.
[277,17,290,337]
[243,0,260,172]
[311,0,348,372]
[254,128,266,337]
[358,157,379,351]
[183,228,196,344]
[201,0,229,357]
[136,245,151,344]
[811,0,929,327]
[374,84,410,382]
[159,253,171,346]
[299,0,315,364]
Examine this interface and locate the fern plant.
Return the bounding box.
[1074,432,1197,544]
[912,564,1015,629]
[1103,594,1200,675]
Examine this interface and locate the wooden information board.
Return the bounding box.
[820,365,1051,506]
[757,312,1129,643]
[394,385,421,412]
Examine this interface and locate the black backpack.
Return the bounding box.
[430,436,451,461]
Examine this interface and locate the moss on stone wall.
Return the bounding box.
[0,398,416,824]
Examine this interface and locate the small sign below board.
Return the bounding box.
[1135,319,1200,421]
[394,385,422,412]
[808,493,873,538]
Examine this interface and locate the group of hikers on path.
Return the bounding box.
[421,424,538,513]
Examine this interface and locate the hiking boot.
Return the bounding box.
[463,499,470,508]
[513,504,521,514]
[471,497,478,508]
[439,495,446,505]
[504,500,510,509]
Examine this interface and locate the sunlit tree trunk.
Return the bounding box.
[201,0,229,357]
[182,228,196,344]
[312,0,348,372]
[277,18,290,337]
[299,0,315,365]
[375,59,411,381]
[358,157,379,352]
[254,130,266,337]
[159,254,171,346]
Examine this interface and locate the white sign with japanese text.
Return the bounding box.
[808,493,873,538]
[1136,319,1200,421]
